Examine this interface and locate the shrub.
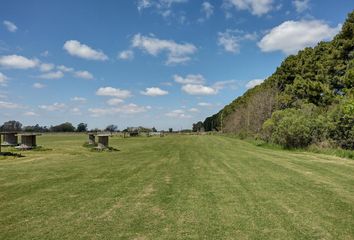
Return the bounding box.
[262,104,327,148]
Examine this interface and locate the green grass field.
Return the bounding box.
[0,134,353,240]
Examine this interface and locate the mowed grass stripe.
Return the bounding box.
[0,134,353,239]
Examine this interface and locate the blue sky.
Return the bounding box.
[0,0,353,130]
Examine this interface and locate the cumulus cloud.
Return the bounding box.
[63,40,108,61]
[218,29,257,53]
[118,50,134,60]
[293,0,310,13]
[57,65,74,72]
[0,55,38,69]
[181,84,217,95]
[38,102,66,111]
[223,0,274,16]
[201,2,214,19]
[132,34,197,65]
[96,87,132,99]
[0,101,22,109]
[188,108,199,112]
[71,96,87,103]
[246,79,264,89]
[141,87,169,96]
[23,111,38,116]
[106,98,124,106]
[258,20,341,54]
[70,107,82,115]
[38,71,64,79]
[33,83,45,89]
[0,72,8,86]
[198,102,212,107]
[3,20,18,32]
[89,103,148,117]
[41,50,49,57]
[74,70,94,80]
[39,63,55,72]
[166,109,191,118]
[137,0,153,11]
[174,74,205,84]
[175,74,235,95]
[137,0,188,12]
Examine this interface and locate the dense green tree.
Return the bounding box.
[77,123,88,132]
[51,122,75,132]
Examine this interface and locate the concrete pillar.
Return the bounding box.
[88,134,95,145]
[97,135,109,148]
[2,133,18,146]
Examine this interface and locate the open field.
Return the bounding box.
[0,134,353,240]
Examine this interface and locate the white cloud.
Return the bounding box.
[118,50,134,60]
[57,65,74,72]
[166,109,191,119]
[106,98,124,106]
[3,20,18,32]
[96,87,132,99]
[175,74,235,95]
[0,72,8,86]
[41,50,49,57]
[174,74,205,84]
[38,71,64,79]
[38,102,66,111]
[246,79,264,89]
[218,29,257,53]
[132,34,197,65]
[0,55,38,69]
[70,107,82,115]
[258,20,341,54]
[71,96,87,103]
[137,0,153,11]
[137,0,188,12]
[23,111,38,116]
[201,2,214,19]
[213,80,237,90]
[63,40,108,61]
[39,63,55,72]
[0,101,22,109]
[181,84,217,95]
[188,108,199,112]
[89,103,147,117]
[198,102,212,107]
[33,83,46,89]
[293,0,310,13]
[74,70,94,80]
[141,87,169,96]
[223,0,274,16]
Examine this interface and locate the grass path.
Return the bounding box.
[0,134,353,239]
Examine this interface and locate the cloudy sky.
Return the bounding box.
[0,0,353,130]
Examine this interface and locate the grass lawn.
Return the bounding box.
[0,134,353,240]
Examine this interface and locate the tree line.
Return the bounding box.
[0,121,163,133]
[196,11,354,150]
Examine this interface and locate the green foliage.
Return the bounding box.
[327,95,354,149]
[0,120,22,132]
[262,105,327,148]
[76,123,88,132]
[202,10,354,150]
[50,122,75,132]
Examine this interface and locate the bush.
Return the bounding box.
[327,95,354,149]
[262,104,327,148]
